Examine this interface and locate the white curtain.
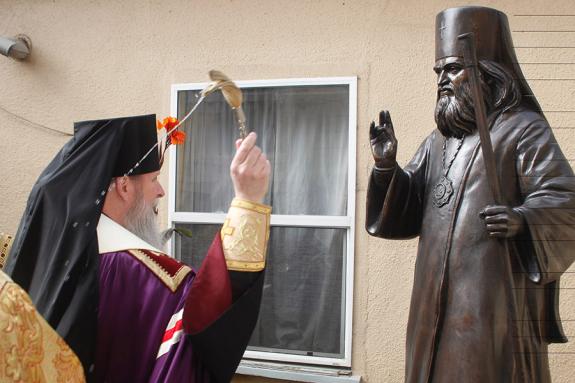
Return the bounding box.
[176,85,349,356]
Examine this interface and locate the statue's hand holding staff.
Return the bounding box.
[230,132,271,204]
[370,110,397,170]
[480,205,525,238]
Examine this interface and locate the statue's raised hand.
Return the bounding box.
[370,110,397,169]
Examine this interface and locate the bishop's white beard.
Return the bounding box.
[124,191,164,250]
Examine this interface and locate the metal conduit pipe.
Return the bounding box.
[0,35,31,60]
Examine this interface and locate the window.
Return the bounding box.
[168,77,357,367]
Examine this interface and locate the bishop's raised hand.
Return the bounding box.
[230,132,271,204]
[370,110,397,169]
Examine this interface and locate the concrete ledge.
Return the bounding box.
[236,360,362,383]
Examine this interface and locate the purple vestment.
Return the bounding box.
[95,238,228,382]
[94,215,262,383]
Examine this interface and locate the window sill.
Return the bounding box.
[236,360,361,383]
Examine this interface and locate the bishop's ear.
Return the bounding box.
[112,176,133,202]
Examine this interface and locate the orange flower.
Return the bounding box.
[170,130,186,145]
[157,116,179,130]
[163,117,179,131]
[158,116,185,145]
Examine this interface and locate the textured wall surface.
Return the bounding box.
[1,1,574,382]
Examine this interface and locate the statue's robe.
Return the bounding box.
[366,107,575,383]
[95,215,263,383]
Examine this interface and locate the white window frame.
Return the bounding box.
[168,77,357,368]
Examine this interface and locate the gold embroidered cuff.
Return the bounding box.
[0,233,13,270]
[221,198,271,272]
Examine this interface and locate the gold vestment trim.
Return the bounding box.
[0,233,13,270]
[127,250,192,293]
[0,271,85,381]
[230,198,273,215]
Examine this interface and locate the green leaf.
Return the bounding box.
[174,227,193,238]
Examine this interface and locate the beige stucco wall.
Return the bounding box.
[1,0,574,382]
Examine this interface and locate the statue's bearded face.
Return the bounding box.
[434,57,478,138]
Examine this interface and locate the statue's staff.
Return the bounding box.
[458,32,526,368]
[458,33,503,204]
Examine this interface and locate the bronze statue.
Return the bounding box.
[366,6,575,383]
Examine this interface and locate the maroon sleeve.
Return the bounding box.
[183,234,232,334]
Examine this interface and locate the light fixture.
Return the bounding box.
[0,35,31,60]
